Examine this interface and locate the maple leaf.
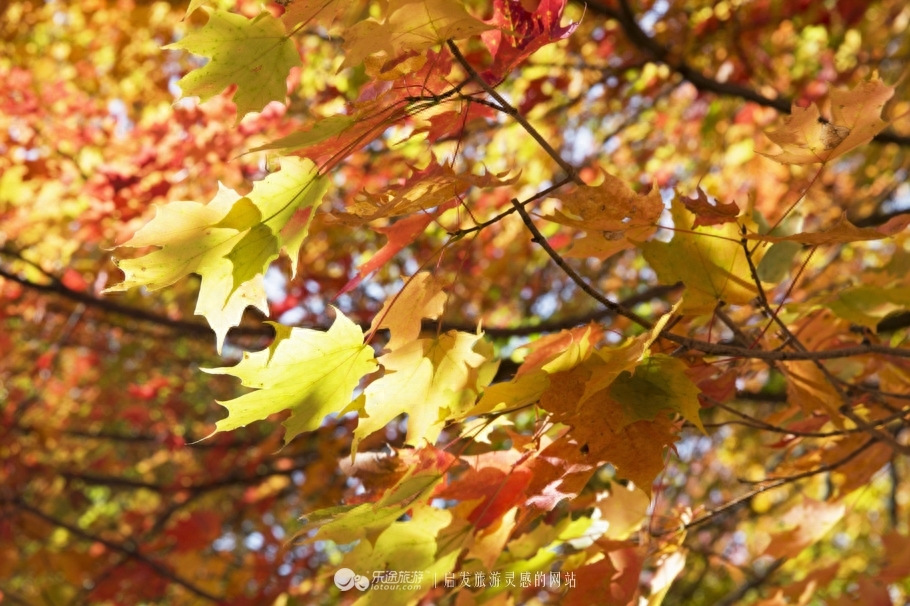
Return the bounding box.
[578,300,683,403]
[184,0,208,18]
[204,310,377,444]
[332,163,516,295]
[539,360,679,497]
[337,210,452,296]
[647,551,687,606]
[436,456,532,529]
[781,359,844,424]
[332,161,517,226]
[764,498,845,559]
[105,158,327,351]
[482,0,578,79]
[596,485,650,541]
[418,102,496,142]
[745,212,910,245]
[466,324,606,418]
[828,285,910,330]
[641,197,758,314]
[340,0,493,71]
[342,503,459,601]
[166,9,302,120]
[248,114,356,157]
[355,330,490,450]
[608,354,706,434]
[516,324,605,376]
[369,271,448,350]
[761,78,894,165]
[301,447,455,541]
[280,0,349,30]
[680,187,740,228]
[104,185,268,351]
[545,171,663,260]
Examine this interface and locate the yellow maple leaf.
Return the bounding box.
[641,197,758,314]
[761,78,894,165]
[369,272,449,350]
[356,331,491,450]
[341,0,493,70]
[539,362,678,496]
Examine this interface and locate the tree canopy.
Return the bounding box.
[3,0,910,604]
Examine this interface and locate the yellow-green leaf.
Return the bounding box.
[104,185,267,351]
[225,224,279,294]
[641,197,758,314]
[105,158,328,351]
[249,114,355,155]
[828,285,910,330]
[356,331,490,450]
[205,310,377,444]
[166,9,302,120]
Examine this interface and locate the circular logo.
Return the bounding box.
[334,568,356,590]
[334,568,369,591]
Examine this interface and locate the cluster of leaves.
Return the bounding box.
[3,0,910,604]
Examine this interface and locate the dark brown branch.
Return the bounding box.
[586,0,910,147]
[59,457,315,494]
[714,558,786,606]
[0,257,678,342]
[13,500,224,603]
[447,176,575,239]
[447,40,582,184]
[655,437,877,536]
[510,198,654,328]
[0,262,271,340]
[711,398,910,438]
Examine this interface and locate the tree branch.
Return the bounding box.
[13,500,224,603]
[586,0,910,147]
[447,40,583,184]
[510,198,655,328]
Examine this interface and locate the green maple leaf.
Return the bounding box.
[166,9,302,120]
[105,158,328,351]
[828,285,910,330]
[205,310,377,444]
[608,354,705,434]
[641,197,758,314]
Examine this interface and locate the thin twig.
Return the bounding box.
[509,198,654,328]
[447,40,582,184]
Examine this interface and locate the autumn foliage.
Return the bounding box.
[3,0,910,604]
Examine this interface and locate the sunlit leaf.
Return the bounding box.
[205,310,377,444]
[166,9,302,120]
